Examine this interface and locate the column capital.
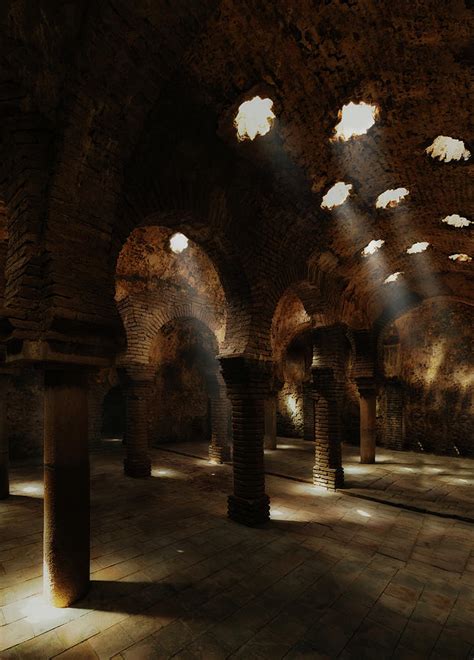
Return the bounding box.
[351,329,376,380]
[218,355,275,396]
[310,365,336,390]
[124,364,155,388]
[355,376,377,397]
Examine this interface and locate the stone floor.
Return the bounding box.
[157,439,474,522]
[1,450,474,659]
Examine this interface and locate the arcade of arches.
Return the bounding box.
[0,2,473,658]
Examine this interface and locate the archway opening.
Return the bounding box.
[101,385,126,442]
[114,224,231,465]
[149,317,227,451]
[378,300,474,457]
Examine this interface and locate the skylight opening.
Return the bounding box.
[406,241,429,254]
[234,96,275,141]
[384,271,403,284]
[333,101,379,141]
[362,239,385,257]
[442,214,471,228]
[321,181,353,209]
[426,136,471,162]
[375,187,409,209]
[449,253,472,263]
[170,232,189,254]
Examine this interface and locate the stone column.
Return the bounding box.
[263,396,277,449]
[219,355,272,526]
[87,376,105,450]
[384,379,405,450]
[351,330,377,463]
[44,369,89,607]
[311,326,345,490]
[124,378,151,478]
[357,378,377,463]
[0,373,10,499]
[302,382,314,441]
[208,371,231,464]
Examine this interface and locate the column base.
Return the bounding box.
[313,466,344,490]
[360,456,375,465]
[124,455,151,478]
[228,494,270,526]
[208,444,230,464]
[44,574,90,608]
[264,435,277,450]
[43,463,90,607]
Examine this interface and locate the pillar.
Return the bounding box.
[311,326,345,490]
[208,372,231,463]
[124,379,151,477]
[357,378,376,463]
[384,379,405,450]
[219,355,272,526]
[263,396,277,449]
[302,382,314,441]
[0,374,9,498]
[44,369,89,607]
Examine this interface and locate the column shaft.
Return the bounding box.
[44,369,89,607]
[311,325,346,490]
[209,394,231,463]
[263,396,277,449]
[303,383,314,441]
[359,389,376,463]
[220,356,271,526]
[384,380,405,450]
[312,372,344,490]
[124,381,151,477]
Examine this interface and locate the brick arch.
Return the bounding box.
[117,294,222,369]
[113,193,253,356]
[270,279,347,364]
[376,295,474,376]
[266,249,372,365]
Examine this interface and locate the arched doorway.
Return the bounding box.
[101,385,126,441]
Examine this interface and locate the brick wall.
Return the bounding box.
[378,301,474,457]
[7,369,44,459]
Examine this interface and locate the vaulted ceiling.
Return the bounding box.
[0,0,472,336]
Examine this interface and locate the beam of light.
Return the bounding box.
[442,214,471,228]
[406,241,429,254]
[375,187,409,209]
[151,467,185,479]
[333,101,379,141]
[286,394,298,416]
[328,101,446,328]
[362,239,385,257]
[14,482,43,498]
[384,271,403,284]
[424,339,446,385]
[234,96,275,141]
[426,136,471,162]
[170,232,189,254]
[321,181,353,209]
[449,253,472,262]
[22,485,41,493]
[21,595,69,623]
[356,509,371,518]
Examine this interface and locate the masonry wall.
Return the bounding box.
[277,382,304,438]
[148,320,216,445]
[342,378,360,445]
[7,368,44,459]
[378,301,474,457]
